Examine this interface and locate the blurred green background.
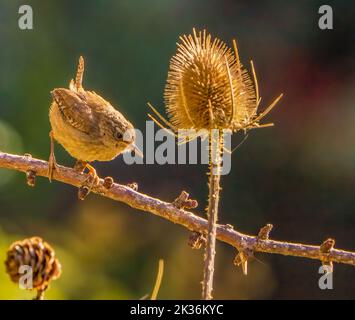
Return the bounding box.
[0,0,354,299]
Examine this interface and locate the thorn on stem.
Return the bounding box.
[103,176,114,189]
[188,231,207,249]
[173,191,198,210]
[26,170,36,187]
[257,223,273,241]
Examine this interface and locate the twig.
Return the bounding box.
[1,151,355,268]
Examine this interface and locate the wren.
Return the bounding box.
[48,56,139,187]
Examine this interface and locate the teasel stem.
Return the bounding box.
[34,289,45,300]
[202,130,223,300]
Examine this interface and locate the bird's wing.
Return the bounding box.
[51,88,94,134]
[85,90,115,113]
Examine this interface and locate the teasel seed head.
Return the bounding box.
[5,237,61,299]
[148,28,283,140]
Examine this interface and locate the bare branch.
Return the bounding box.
[1,151,355,267]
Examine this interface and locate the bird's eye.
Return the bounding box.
[114,131,123,140]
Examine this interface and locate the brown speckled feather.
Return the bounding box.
[51,88,94,134]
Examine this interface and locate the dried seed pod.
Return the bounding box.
[148,28,283,139]
[5,237,61,299]
[166,29,255,131]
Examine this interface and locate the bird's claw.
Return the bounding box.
[81,163,100,195]
[48,130,59,183]
[48,152,59,183]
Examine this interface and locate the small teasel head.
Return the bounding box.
[165,28,253,131]
[148,28,283,140]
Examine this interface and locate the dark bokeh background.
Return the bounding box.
[0,0,354,299]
